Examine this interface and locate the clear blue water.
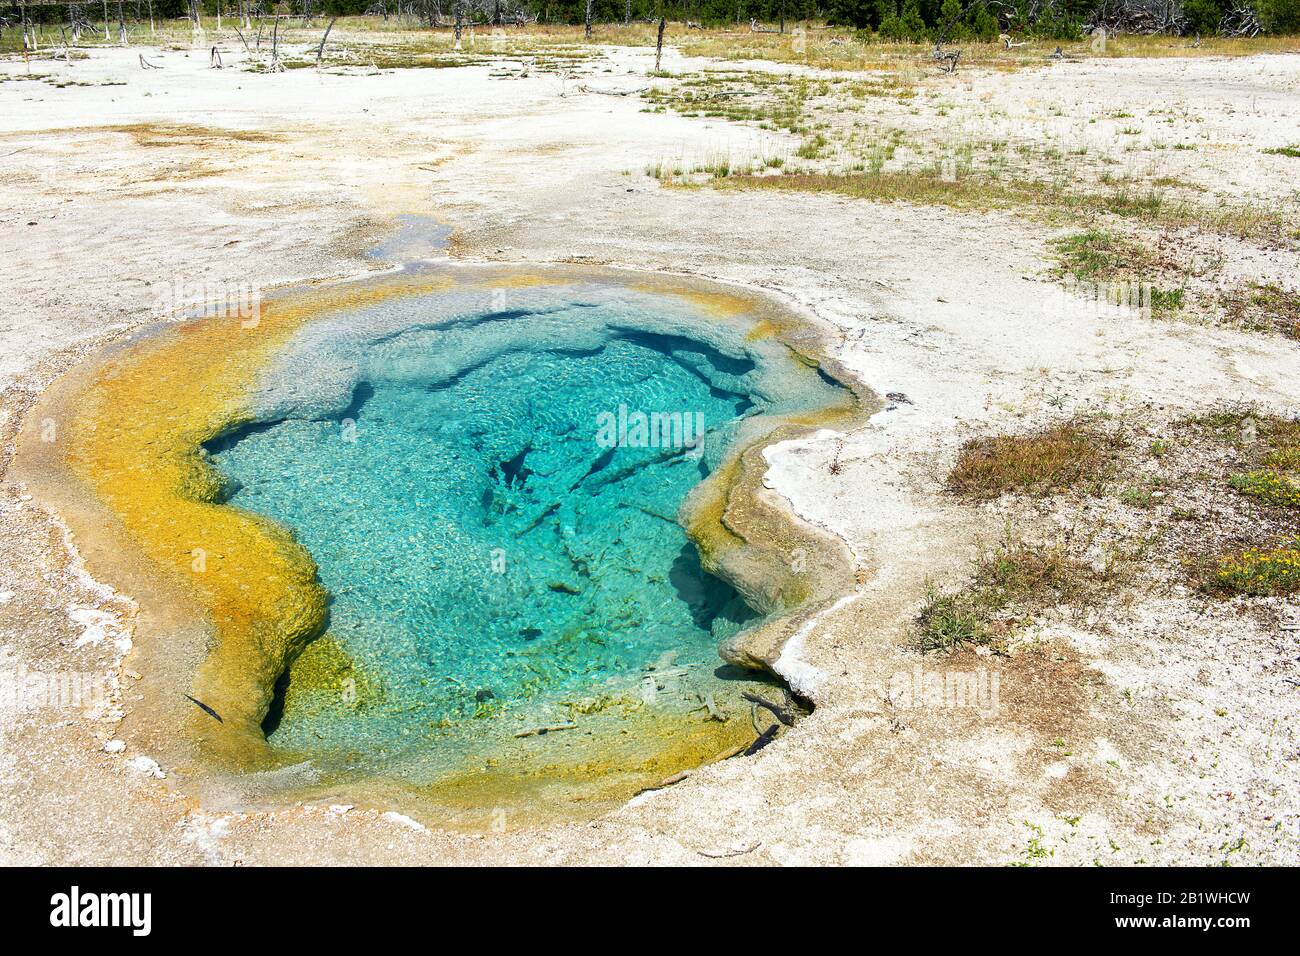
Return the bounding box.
[211,322,771,771]
[207,279,850,782]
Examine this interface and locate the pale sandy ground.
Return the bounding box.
[1,36,1297,865]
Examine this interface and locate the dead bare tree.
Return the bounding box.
[654,16,665,71]
[269,16,284,71]
[1084,0,1187,34]
[932,9,962,73]
[1220,0,1262,36]
[315,16,336,68]
[584,0,592,40]
[933,42,961,72]
[67,4,89,43]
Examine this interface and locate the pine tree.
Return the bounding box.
[938,0,968,39]
[898,0,926,40]
[966,0,999,41]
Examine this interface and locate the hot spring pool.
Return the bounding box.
[31,264,860,813]
[207,277,849,788]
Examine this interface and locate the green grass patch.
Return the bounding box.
[1211,541,1300,596]
[1228,471,1300,508]
[1051,229,1151,281]
[1149,286,1186,316]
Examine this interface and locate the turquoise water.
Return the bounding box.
[209,279,846,781]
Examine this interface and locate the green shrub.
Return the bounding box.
[1259,0,1300,34]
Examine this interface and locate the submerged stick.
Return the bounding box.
[633,769,691,796]
[512,723,579,738]
[742,691,794,726]
[743,723,779,756]
[184,694,223,723]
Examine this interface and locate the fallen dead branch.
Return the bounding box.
[576,84,648,96]
[698,841,760,858]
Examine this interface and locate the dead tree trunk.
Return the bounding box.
[18,0,32,51]
[625,0,631,26]
[585,0,593,40]
[654,16,664,71]
[270,16,283,70]
[116,0,126,43]
[315,16,336,67]
[454,0,463,49]
[102,0,110,39]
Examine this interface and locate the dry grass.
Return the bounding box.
[715,171,1289,243]
[720,169,1039,210]
[1219,282,1300,341]
[6,18,1297,68]
[916,533,1106,653]
[948,422,1117,499]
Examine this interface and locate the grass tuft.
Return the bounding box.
[916,535,1102,653]
[1051,229,1151,282]
[948,423,1115,499]
[1211,541,1300,596]
[1228,471,1300,508]
[1220,282,1300,341]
